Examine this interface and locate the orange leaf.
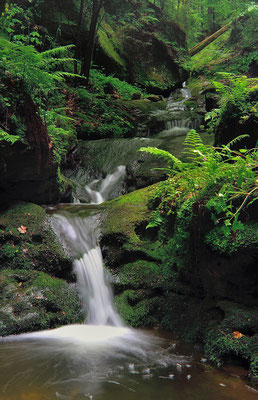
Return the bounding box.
[18,225,27,234]
[18,282,23,287]
[233,331,244,339]
[61,311,66,315]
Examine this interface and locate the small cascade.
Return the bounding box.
[154,82,200,138]
[166,82,191,112]
[73,165,126,204]
[51,212,123,326]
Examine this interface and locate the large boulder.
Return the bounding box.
[95,19,189,92]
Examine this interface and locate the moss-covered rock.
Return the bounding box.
[0,269,83,336]
[95,18,189,92]
[115,289,163,327]
[0,202,72,279]
[101,185,155,251]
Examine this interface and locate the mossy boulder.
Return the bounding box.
[0,269,83,336]
[101,185,155,255]
[0,202,72,279]
[95,18,189,92]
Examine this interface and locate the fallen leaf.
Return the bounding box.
[26,212,31,216]
[61,311,66,315]
[233,331,244,339]
[18,282,23,287]
[18,225,27,234]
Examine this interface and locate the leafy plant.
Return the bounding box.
[139,130,258,235]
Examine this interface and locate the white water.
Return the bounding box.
[51,212,123,326]
[73,165,126,204]
[166,82,191,112]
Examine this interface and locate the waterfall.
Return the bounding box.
[73,165,126,204]
[155,82,200,137]
[51,212,123,326]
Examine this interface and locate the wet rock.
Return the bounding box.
[0,269,83,337]
[0,202,73,279]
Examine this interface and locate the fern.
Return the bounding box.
[226,134,250,148]
[182,129,209,163]
[0,129,21,144]
[0,38,79,96]
[138,147,182,169]
[146,209,163,229]
[41,45,75,57]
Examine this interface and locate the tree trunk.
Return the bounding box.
[74,0,86,74]
[22,86,51,173]
[82,0,104,85]
[189,22,231,56]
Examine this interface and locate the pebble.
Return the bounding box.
[143,368,151,374]
[219,383,226,387]
[176,363,182,371]
[186,375,191,380]
[201,358,207,363]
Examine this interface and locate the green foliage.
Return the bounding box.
[139,147,182,169]
[192,8,258,76]
[89,68,143,99]
[0,38,77,96]
[205,73,258,135]
[140,130,258,240]
[205,223,258,255]
[0,129,21,144]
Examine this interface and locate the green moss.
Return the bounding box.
[250,356,258,380]
[205,223,258,255]
[102,185,156,248]
[119,260,161,289]
[115,289,162,327]
[0,202,71,277]
[98,25,126,67]
[0,269,83,336]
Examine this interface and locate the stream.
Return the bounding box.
[0,85,257,400]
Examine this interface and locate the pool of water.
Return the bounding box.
[0,326,256,400]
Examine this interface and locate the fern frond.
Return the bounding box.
[146,209,163,229]
[183,130,209,162]
[138,147,182,168]
[41,45,75,57]
[43,57,76,65]
[183,129,203,148]
[55,71,85,80]
[226,134,250,148]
